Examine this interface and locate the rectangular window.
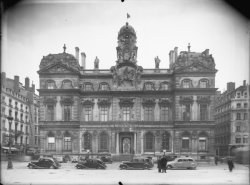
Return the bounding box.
[47,105,54,121]
[123,107,130,121]
[100,106,108,121]
[48,137,55,151]
[183,104,191,121]
[236,113,241,120]
[64,105,71,121]
[237,103,241,108]
[236,126,241,132]
[47,82,54,89]
[244,92,247,98]
[244,113,248,120]
[85,84,92,91]
[198,138,206,151]
[235,137,241,144]
[243,137,248,143]
[26,126,28,134]
[64,137,71,150]
[244,103,247,108]
[237,93,240,98]
[144,106,154,121]
[200,81,207,88]
[84,106,92,121]
[101,84,109,91]
[182,137,189,149]
[160,106,169,121]
[200,104,208,121]
[183,81,190,88]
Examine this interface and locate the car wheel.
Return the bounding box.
[28,165,33,169]
[50,165,55,169]
[167,165,173,169]
[120,166,127,170]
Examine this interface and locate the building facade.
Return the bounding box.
[214,81,250,157]
[1,73,40,153]
[38,23,217,160]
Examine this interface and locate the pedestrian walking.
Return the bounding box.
[214,155,218,165]
[157,156,162,173]
[227,158,234,172]
[161,156,167,173]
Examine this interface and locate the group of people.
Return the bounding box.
[157,155,168,173]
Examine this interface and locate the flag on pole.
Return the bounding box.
[127,13,130,19]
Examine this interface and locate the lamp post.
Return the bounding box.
[7,116,14,169]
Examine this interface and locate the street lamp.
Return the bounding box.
[7,116,14,169]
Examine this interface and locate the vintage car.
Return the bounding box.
[100,156,113,164]
[167,157,197,170]
[75,159,106,169]
[27,157,61,169]
[119,157,154,170]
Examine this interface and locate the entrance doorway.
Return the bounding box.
[119,132,134,154]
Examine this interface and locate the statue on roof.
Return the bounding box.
[94,56,99,69]
[154,56,160,69]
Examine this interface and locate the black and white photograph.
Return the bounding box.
[1,0,249,184]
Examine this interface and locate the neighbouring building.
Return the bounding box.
[1,72,40,154]
[214,81,250,157]
[38,22,217,161]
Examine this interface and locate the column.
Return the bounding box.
[141,131,144,154]
[134,132,137,154]
[79,131,82,153]
[116,132,119,154]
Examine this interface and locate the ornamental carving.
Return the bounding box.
[97,98,111,107]
[197,96,211,103]
[142,98,156,107]
[179,96,194,104]
[119,98,134,107]
[158,98,172,107]
[81,98,95,107]
[60,96,74,105]
[43,96,57,105]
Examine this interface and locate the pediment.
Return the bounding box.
[38,63,79,74]
[174,62,216,73]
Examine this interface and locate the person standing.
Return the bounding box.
[157,156,162,173]
[214,155,218,165]
[227,158,234,172]
[161,156,167,173]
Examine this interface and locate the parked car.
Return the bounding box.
[119,157,154,170]
[27,157,61,169]
[167,157,197,170]
[100,156,113,164]
[75,159,106,169]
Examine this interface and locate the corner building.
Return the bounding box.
[38,23,217,161]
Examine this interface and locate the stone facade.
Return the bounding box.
[1,73,40,153]
[38,23,217,160]
[214,81,249,156]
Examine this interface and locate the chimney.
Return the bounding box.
[25,77,30,90]
[169,50,174,68]
[14,75,19,92]
[204,49,209,56]
[227,82,235,92]
[32,84,35,93]
[174,47,178,62]
[81,52,86,69]
[75,47,79,62]
[243,80,246,86]
[1,72,6,87]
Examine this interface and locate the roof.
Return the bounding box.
[118,22,136,38]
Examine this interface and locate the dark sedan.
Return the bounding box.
[119,157,154,170]
[27,157,61,169]
[75,159,106,169]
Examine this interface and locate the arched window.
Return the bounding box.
[47,132,55,151]
[145,132,154,152]
[99,83,110,91]
[159,82,169,90]
[83,83,94,91]
[143,82,155,91]
[83,132,92,150]
[46,80,56,89]
[63,131,72,151]
[99,132,109,152]
[62,80,73,89]
[199,79,209,88]
[162,132,170,151]
[181,79,192,88]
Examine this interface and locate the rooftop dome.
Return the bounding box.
[118,22,136,38]
[39,45,80,71]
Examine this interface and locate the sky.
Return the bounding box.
[2,0,249,92]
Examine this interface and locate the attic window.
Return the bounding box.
[62,80,72,89]
[47,81,55,89]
